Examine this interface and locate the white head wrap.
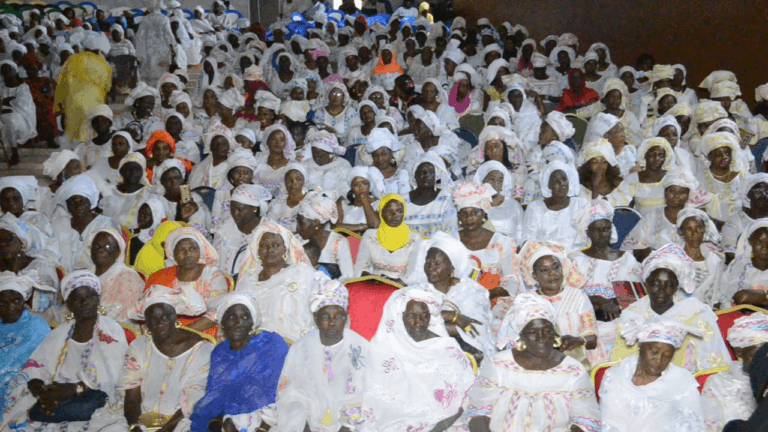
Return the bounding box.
[55,174,100,210]
[540,160,581,198]
[473,160,513,197]
[452,181,495,213]
[215,293,261,328]
[365,127,403,153]
[675,207,721,244]
[60,269,102,301]
[298,190,339,225]
[307,128,345,156]
[543,111,575,141]
[623,318,704,349]
[641,243,695,294]
[579,139,619,167]
[125,81,160,107]
[699,70,737,91]
[231,184,272,214]
[727,313,768,349]
[309,276,349,313]
[347,166,386,198]
[0,176,38,207]
[219,88,245,110]
[637,137,676,170]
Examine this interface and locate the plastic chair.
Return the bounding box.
[182,9,193,19]
[715,304,768,360]
[458,111,485,139]
[55,1,73,7]
[225,9,243,18]
[453,127,478,148]
[333,227,362,264]
[565,114,588,150]
[590,359,621,402]
[130,8,144,17]
[612,206,642,249]
[192,186,216,212]
[78,1,97,18]
[345,276,401,340]
[693,366,730,392]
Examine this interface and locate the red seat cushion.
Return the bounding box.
[695,372,716,392]
[347,235,361,265]
[717,309,754,361]
[123,327,137,344]
[346,279,398,340]
[593,364,611,403]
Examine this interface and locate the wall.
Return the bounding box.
[454,0,765,105]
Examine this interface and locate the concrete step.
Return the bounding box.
[0,147,58,187]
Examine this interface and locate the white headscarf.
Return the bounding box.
[55,173,100,210]
[543,111,575,141]
[539,160,581,198]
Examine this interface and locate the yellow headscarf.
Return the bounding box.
[133,220,186,278]
[377,193,412,252]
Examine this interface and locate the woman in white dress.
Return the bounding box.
[469,126,526,200]
[334,166,383,236]
[265,162,306,232]
[313,82,359,146]
[210,149,258,228]
[726,219,768,308]
[600,320,705,432]
[469,292,601,432]
[188,121,235,191]
[471,160,524,242]
[674,208,727,307]
[403,152,457,237]
[0,60,36,166]
[87,131,136,189]
[100,152,153,231]
[362,287,476,431]
[235,221,315,342]
[697,132,746,226]
[295,190,354,280]
[722,173,768,261]
[577,139,632,206]
[652,115,696,174]
[625,137,676,218]
[302,129,352,195]
[254,124,296,200]
[363,127,411,195]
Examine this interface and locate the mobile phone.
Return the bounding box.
[180,185,192,203]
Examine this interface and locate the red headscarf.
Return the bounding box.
[556,68,600,112]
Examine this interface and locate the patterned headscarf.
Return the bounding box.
[263,124,297,159]
[727,313,768,349]
[580,139,619,167]
[239,220,311,276]
[518,240,585,288]
[641,243,695,294]
[473,160,513,197]
[60,270,101,301]
[543,111,575,141]
[637,137,676,170]
[130,284,207,320]
[741,174,768,209]
[675,208,721,244]
[0,271,53,300]
[307,128,345,156]
[496,291,557,349]
[623,319,704,348]
[164,227,219,267]
[298,190,339,224]
[309,274,349,313]
[452,181,495,213]
[471,125,521,171]
[571,198,618,247]
[55,173,100,210]
[231,184,272,214]
[700,132,741,170]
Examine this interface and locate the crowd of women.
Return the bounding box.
[2,0,768,430]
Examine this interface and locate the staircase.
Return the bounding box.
[0,147,58,188]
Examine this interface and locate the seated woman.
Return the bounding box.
[126,197,166,266]
[362,288,476,431]
[346,100,379,150]
[674,208,727,307]
[254,124,297,200]
[0,273,52,416]
[472,161,524,242]
[556,69,600,113]
[303,129,352,195]
[213,184,271,278]
[74,104,115,170]
[188,122,234,190]
[518,240,600,367]
[296,190,354,280]
[313,83,359,146]
[726,220,768,307]
[410,231,496,362]
[1,271,129,431]
[363,85,406,131]
[164,113,202,164]
[211,149,258,228]
[265,163,307,232]
[79,228,144,322]
[235,221,315,342]
[447,70,483,118]
[190,293,289,432]
[652,115,696,174]
[87,130,136,188]
[52,174,120,272]
[600,320,705,432]
[153,158,212,234]
[577,139,631,206]
[522,160,589,251]
[701,313,766,430]
[625,137,676,218]
[143,129,189,184]
[334,166,383,235]
[100,152,154,230]
[582,79,643,149]
[403,152,457,238]
[114,82,164,141]
[722,174,768,263]
[454,181,521,302]
[0,175,55,247]
[420,78,459,129]
[364,127,410,195]
[276,278,368,431]
[144,227,229,335]
[122,285,214,432]
[353,193,422,285]
[469,125,526,201]
[133,220,185,279]
[697,132,746,228]
[470,292,601,432]
[40,150,84,220]
[612,244,730,373]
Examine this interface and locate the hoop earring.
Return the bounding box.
[282,253,289,262]
[65,312,74,321]
[390,157,396,165]
[175,321,183,328]
[98,305,106,316]
[553,337,563,348]
[515,340,526,351]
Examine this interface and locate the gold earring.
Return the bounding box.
[553,337,563,348]
[175,321,183,328]
[249,329,259,335]
[98,306,106,315]
[65,312,74,321]
[515,340,526,351]
[283,253,289,261]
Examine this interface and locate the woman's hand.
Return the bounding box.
[454,314,482,337]
[222,418,239,432]
[28,379,47,398]
[488,286,508,300]
[179,201,199,222]
[557,335,586,352]
[602,299,622,321]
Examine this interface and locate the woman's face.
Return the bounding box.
[748,183,768,210]
[278,56,291,72]
[587,218,613,248]
[519,318,558,358]
[487,116,505,127]
[664,185,690,209]
[284,169,305,196]
[329,88,345,107]
[62,159,83,180]
[657,95,677,115]
[485,139,505,162]
[91,116,112,135]
[638,341,675,377]
[403,300,431,342]
[749,228,768,263]
[66,195,91,218]
[119,162,144,187]
[557,51,570,68]
[457,207,485,231]
[658,125,678,148]
[444,58,457,76]
[203,89,218,111]
[160,82,177,98]
[230,200,258,228]
[345,54,359,71]
[381,49,393,64]
[532,255,564,292]
[266,130,286,156]
[414,162,436,189]
[296,213,322,240]
[161,168,183,197]
[422,82,439,104]
[584,59,597,74]
[588,156,609,174]
[314,305,347,344]
[457,79,471,95]
[145,303,177,340]
[708,146,732,171]
[676,115,692,136]
[482,170,505,194]
[371,146,394,170]
[154,141,172,162]
[258,232,287,266]
[66,286,100,321]
[620,71,635,89]
[538,122,557,147]
[91,231,120,268]
[229,166,253,188]
[603,89,622,111]
[235,135,254,149]
[381,199,404,227]
[257,107,276,127]
[570,70,585,90]
[679,216,705,247]
[0,229,22,259]
[350,177,370,198]
[138,95,156,114]
[137,203,153,230]
[166,117,183,136]
[509,90,524,111]
[360,105,376,125]
[311,146,334,166]
[424,247,453,284]
[173,238,200,269]
[645,268,678,310]
[0,187,23,217]
[290,87,305,101]
[368,91,385,110]
[111,135,131,158]
[548,170,569,199]
[0,289,25,324]
[221,304,254,342]
[644,146,666,171]
[210,136,230,161]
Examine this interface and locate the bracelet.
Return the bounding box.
[580,336,587,346]
[451,311,459,324]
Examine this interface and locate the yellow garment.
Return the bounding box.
[133,220,185,278]
[418,2,434,23]
[53,51,113,141]
[376,193,412,252]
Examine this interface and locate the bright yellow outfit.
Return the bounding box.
[53,51,113,141]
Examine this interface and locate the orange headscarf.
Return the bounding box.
[146,130,176,157]
[372,45,404,75]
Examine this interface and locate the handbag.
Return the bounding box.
[29,389,109,423]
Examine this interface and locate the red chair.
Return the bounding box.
[56,266,66,282]
[694,366,730,392]
[590,360,621,403]
[121,322,139,345]
[715,304,768,360]
[334,228,362,264]
[345,276,401,341]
